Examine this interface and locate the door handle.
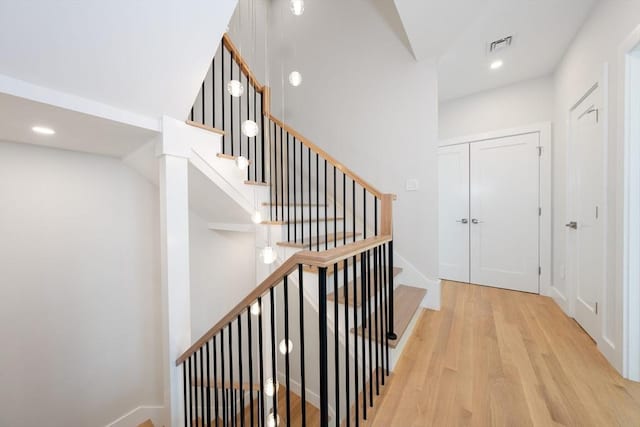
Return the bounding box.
[471,218,483,224]
[565,221,578,230]
[456,218,468,224]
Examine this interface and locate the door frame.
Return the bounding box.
[618,25,640,382]
[439,122,552,296]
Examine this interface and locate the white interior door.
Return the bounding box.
[567,87,604,341]
[438,144,470,283]
[469,133,540,293]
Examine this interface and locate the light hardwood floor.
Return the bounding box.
[364,281,640,426]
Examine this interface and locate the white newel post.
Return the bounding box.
[158,116,192,427]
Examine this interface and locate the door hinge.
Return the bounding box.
[595,302,598,315]
[539,266,542,275]
[538,146,543,156]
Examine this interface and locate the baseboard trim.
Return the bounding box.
[105,405,164,427]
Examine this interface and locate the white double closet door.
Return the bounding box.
[439,132,540,293]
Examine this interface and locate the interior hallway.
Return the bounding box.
[365,281,640,426]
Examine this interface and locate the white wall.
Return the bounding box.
[264,0,440,285]
[0,141,163,427]
[189,210,256,340]
[552,0,640,373]
[439,76,554,140]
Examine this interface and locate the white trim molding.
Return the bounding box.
[105,406,164,427]
[619,25,640,382]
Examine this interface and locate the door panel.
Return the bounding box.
[568,87,604,341]
[438,144,470,283]
[469,133,540,293]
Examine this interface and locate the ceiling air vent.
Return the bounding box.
[489,36,513,53]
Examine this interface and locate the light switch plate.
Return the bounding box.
[406,179,419,191]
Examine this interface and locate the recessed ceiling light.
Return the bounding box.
[490,60,504,70]
[32,126,55,135]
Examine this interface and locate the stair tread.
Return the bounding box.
[351,285,426,349]
[261,217,344,225]
[327,267,403,307]
[276,232,361,248]
[186,120,225,136]
[244,180,269,186]
[216,153,252,163]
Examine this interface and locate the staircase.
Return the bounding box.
[175,33,426,426]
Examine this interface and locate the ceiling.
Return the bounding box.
[0,93,158,157]
[393,0,597,101]
[0,0,236,120]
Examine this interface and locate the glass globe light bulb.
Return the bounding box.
[242,120,259,137]
[290,0,304,16]
[250,301,261,316]
[227,80,244,97]
[288,71,302,87]
[261,246,277,265]
[251,211,263,224]
[236,156,249,171]
[279,339,293,355]
[264,378,279,397]
[267,412,280,427]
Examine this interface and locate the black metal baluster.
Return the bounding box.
[344,259,351,427]
[221,329,226,426]
[286,133,292,241]
[183,362,188,427]
[293,137,297,244]
[247,310,254,427]
[343,174,347,246]
[258,297,265,427]
[334,166,337,249]
[316,153,319,251]
[201,80,205,125]
[308,147,311,250]
[200,348,205,426]
[214,336,220,427]
[374,246,380,395]
[333,264,340,425]
[238,315,245,427]
[360,253,367,419]
[318,267,329,426]
[387,241,397,342]
[261,93,265,183]
[383,244,390,375]
[300,142,304,245]
[191,106,194,122]
[352,180,356,243]
[230,52,234,157]
[363,190,367,239]
[269,288,278,425]
[352,255,359,426]
[324,159,328,250]
[280,127,284,225]
[283,277,291,427]
[211,55,216,128]
[378,245,385,385]
[222,47,226,154]
[246,74,250,181]
[254,87,257,183]
[298,265,307,426]
[228,323,235,427]
[367,250,374,407]
[188,356,193,427]
[273,123,278,221]
[207,343,212,427]
[269,121,274,221]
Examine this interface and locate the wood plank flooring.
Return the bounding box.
[363,281,640,426]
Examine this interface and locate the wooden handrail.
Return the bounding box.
[267,114,391,200]
[222,34,265,92]
[176,235,392,366]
